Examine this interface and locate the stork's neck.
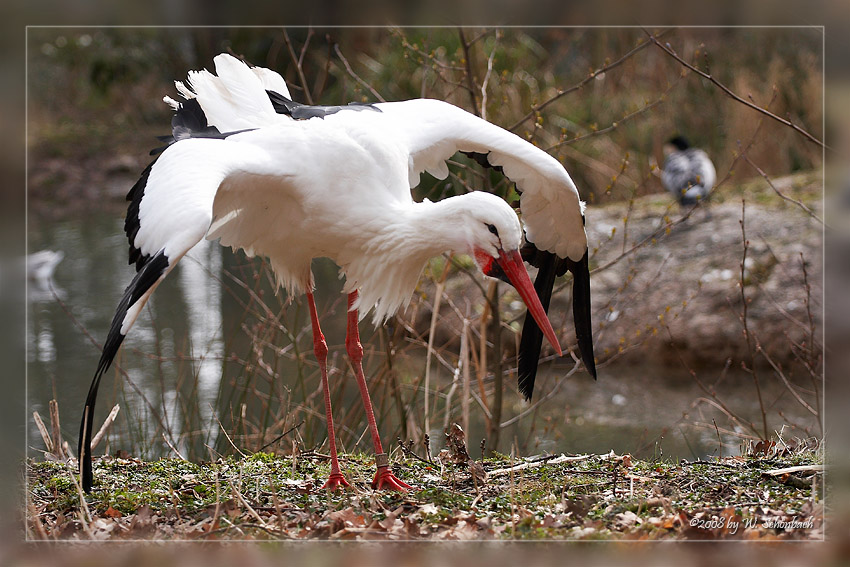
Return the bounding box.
[397,195,476,258]
[340,194,480,324]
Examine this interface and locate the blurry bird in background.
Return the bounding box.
[661,136,716,207]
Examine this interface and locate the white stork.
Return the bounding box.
[661,136,716,206]
[78,54,596,493]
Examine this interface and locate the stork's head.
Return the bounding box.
[452,192,563,356]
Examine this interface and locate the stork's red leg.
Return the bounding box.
[346,291,412,491]
[307,292,349,491]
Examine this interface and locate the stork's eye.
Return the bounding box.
[486,223,498,235]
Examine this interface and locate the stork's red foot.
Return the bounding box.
[322,472,350,491]
[371,466,413,491]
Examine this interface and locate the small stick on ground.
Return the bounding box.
[32,411,53,455]
[713,418,723,459]
[162,432,187,461]
[398,436,431,466]
[230,481,268,528]
[91,405,120,451]
[48,401,66,459]
[489,454,592,477]
[762,464,824,476]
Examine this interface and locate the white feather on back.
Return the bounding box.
[251,66,291,99]
[171,54,290,131]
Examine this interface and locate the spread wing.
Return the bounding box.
[373,98,596,398]
[375,98,587,262]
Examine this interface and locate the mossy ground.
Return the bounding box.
[27,445,824,541]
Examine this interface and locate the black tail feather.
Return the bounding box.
[517,250,564,400]
[517,248,596,401]
[566,250,597,380]
[78,250,169,492]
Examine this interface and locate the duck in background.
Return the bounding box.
[661,136,716,207]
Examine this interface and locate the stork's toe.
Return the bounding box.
[372,466,413,491]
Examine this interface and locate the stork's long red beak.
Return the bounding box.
[494,249,563,356]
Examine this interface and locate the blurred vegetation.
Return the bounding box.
[27,27,823,206]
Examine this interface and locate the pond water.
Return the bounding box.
[26,209,820,464]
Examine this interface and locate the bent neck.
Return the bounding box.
[396,195,475,259]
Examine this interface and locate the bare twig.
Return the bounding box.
[332,43,386,103]
[489,453,592,477]
[763,464,824,476]
[457,27,481,116]
[91,404,120,451]
[644,29,827,150]
[283,29,313,104]
[424,258,451,435]
[162,432,187,461]
[547,78,679,150]
[755,339,818,415]
[460,318,471,436]
[257,420,304,452]
[739,200,769,440]
[479,30,500,121]
[740,152,825,226]
[230,481,268,527]
[33,411,53,454]
[213,404,246,458]
[397,436,432,466]
[48,400,67,459]
[509,31,671,132]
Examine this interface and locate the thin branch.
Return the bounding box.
[162,432,187,461]
[739,199,770,440]
[740,152,825,227]
[32,411,53,454]
[509,31,670,132]
[644,29,827,150]
[547,79,677,151]
[500,360,581,428]
[480,30,499,121]
[458,27,481,116]
[756,340,818,416]
[91,404,120,450]
[283,29,313,104]
[298,28,313,68]
[332,43,386,103]
[257,420,304,452]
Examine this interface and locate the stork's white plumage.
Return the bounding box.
[79,54,596,493]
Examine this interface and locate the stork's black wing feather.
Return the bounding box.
[78,249,169,492]
[517,249,565,400]
[565,249,596,381]
[516,246,596,400]
[150,98,255,155]
[266,90,381,119]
